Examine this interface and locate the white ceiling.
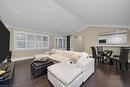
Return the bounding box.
[0,0,129,34]
[55,0,130,26]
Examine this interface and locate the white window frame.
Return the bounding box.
[54,37,58,49]
[63,38,66,49]
[14,30,49,51]
[54,37,66,49]
[26,32,36,49]
[42,35,49,49]
[35,34,43,49]
[70,39,74,50]
[14,30,27,51]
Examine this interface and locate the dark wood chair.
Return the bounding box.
[97,46,104,56]
[91,47,104,63]
[112,47,129,70]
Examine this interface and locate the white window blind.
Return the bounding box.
[43,36,49,48]
[27,34,35,48]
[36,35,42,48]
[14,30,49,50]
[16,32,26,48]
[70,39,74,49]
[54,37,66,49]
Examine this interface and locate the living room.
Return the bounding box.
[0,0,130,87]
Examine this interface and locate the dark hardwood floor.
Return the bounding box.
[13,60,130,87]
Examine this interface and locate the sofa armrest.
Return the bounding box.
[75,58,95,71]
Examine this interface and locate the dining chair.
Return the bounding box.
[112,47,129,70]
[97,46,104,56]
[91,47,104,63]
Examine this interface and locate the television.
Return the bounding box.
[0,20,10,64]
[99,39,106,44]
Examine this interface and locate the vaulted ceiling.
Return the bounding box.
[0,0,129,34]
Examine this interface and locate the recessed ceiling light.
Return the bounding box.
[16,10,20,14]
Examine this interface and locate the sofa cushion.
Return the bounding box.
[34,54,49,59]
[55,50,64,56]
[51,49,56,54]
[63,51,73,58]
[49,54,69,63]
[76,58,94,71]
[72,52,81,59]
[47,63,82,86]
[81,52,89,59]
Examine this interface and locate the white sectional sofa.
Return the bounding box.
[34,49,95,87]
[48,63,83,87]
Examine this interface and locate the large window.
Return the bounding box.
[54,37,66,49]
[36,35,42,48]
[14,30,49,50]
[16,32,26,49]
[43,36,49,48]
[70,39,74,50]
[27,33,35,48]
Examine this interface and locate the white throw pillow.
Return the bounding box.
[72,52,81,59]
[81,52,89,59]
[34,54,49,61]
[63,51,73,58]
[51,49,56,54]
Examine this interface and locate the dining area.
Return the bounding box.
[91,45,130,71]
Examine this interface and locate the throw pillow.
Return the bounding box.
[68,57,78,64]
[72,52,81,60]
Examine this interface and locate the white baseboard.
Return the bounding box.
[2,56,130,63]
[12,56,33,62]
[2,56,33,63]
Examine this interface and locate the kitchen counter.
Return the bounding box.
[96,44,130,48]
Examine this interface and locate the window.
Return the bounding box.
[58,38,62,48]
[70,39,74,49]
[14,30,49,50]
[36,35,42,48]
[43,36,49,48]
[54,37,66,49]
[16,32,26,49]
[27,33,35,48]
[63,39,66,48]
[54,37,59,49]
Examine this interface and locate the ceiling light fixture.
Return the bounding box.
[16,10,20,14]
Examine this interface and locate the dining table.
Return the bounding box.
[96,44,130,64]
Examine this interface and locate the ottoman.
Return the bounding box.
[47,63,83,87]
[30,59,54,77]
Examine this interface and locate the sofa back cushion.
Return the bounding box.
[63,51,73,58]
[34,54,49,60]
[55,50,64,56]
[72,52,81,59]
[52,49,88,61]
[81,52,89,59]
[51,49,56,54]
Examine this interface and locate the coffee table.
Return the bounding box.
[30,59,54,77]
